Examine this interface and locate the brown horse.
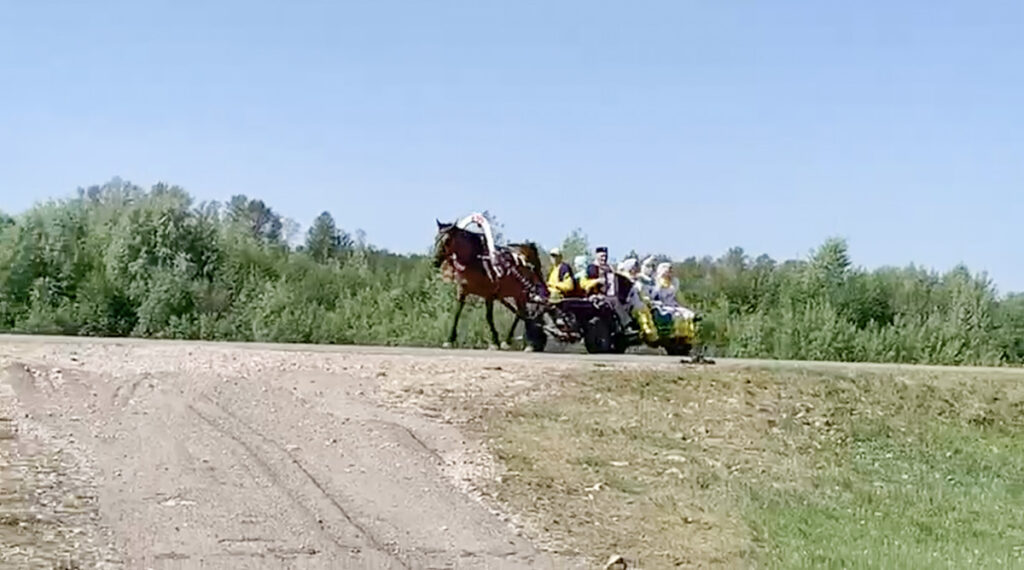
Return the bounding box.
[433,220,548,349]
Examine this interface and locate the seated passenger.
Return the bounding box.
[546,247,579,299]
[616,258,639,278]
[650,262,696,320]
[580,262,604,295]
[618,258,657,342]
[582,246,615,295]
[573,254,589,284]
[636,257,656,301]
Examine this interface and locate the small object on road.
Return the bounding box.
[604,554,628,570]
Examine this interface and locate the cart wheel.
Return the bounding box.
[524,319,548,353]
[583,317,613,354]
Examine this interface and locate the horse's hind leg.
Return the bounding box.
[445,292,467,348]
[506,315,519,347]
[485,298,503,349]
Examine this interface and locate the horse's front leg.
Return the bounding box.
[445,292,467,348]
[485,298,504,350]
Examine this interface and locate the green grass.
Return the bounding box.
[748,424,1024,569]
[485,364,1024,568]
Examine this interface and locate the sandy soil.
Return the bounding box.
[0,336,685,569]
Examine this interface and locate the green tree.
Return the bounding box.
[809,237,852,291]
[305,211,351,263]
[1,179,1021,366]
[560,228,589,261]
[227,195,283,243]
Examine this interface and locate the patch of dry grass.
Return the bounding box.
[485,363,1024,568]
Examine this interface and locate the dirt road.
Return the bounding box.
[0,335,696,569]
[6,335,1018,569]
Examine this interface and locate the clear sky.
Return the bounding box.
[2,2,1021,291]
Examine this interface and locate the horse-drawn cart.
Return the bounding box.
[529,295,697,356]
[523,272,699,356]
[433,211,701,357]
[538,295,632,353]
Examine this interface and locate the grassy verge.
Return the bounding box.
[485,363,1024,568]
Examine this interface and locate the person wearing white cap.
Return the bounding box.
[546,247,578,300]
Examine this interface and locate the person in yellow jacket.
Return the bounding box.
[546,248,579,300]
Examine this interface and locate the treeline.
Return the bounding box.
[675,243,1024,365]
[1,180,1021,365]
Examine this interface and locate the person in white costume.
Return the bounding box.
[455,212,501,277]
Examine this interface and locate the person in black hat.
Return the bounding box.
[594,246,612,286]
[582,246,611,294]
[583,245,634,327]
[585,245,614,294]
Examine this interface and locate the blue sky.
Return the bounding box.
[2,1,1022,291]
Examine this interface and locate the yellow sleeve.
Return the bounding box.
[547,269,569,293]
[579,277,601,293]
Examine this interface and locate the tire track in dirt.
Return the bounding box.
[187,396,406,568]
[0,364,123,569]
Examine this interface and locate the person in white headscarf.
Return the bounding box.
[572,254,589,284]
[636,257,656,300]
[616,257,657,342]
[650,262,696,320]
[617,258,642,306]
[616,258,637,276]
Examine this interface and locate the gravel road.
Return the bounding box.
[0,335,696,569]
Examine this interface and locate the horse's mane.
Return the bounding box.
[508,241,543,280]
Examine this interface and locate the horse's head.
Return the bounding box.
[433,219,457,268]
[433,219,485,268]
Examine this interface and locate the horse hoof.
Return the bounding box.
[500,342,511,351]
[523,345,535,353]
[442,342,453,349]
[487,344,499,351]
